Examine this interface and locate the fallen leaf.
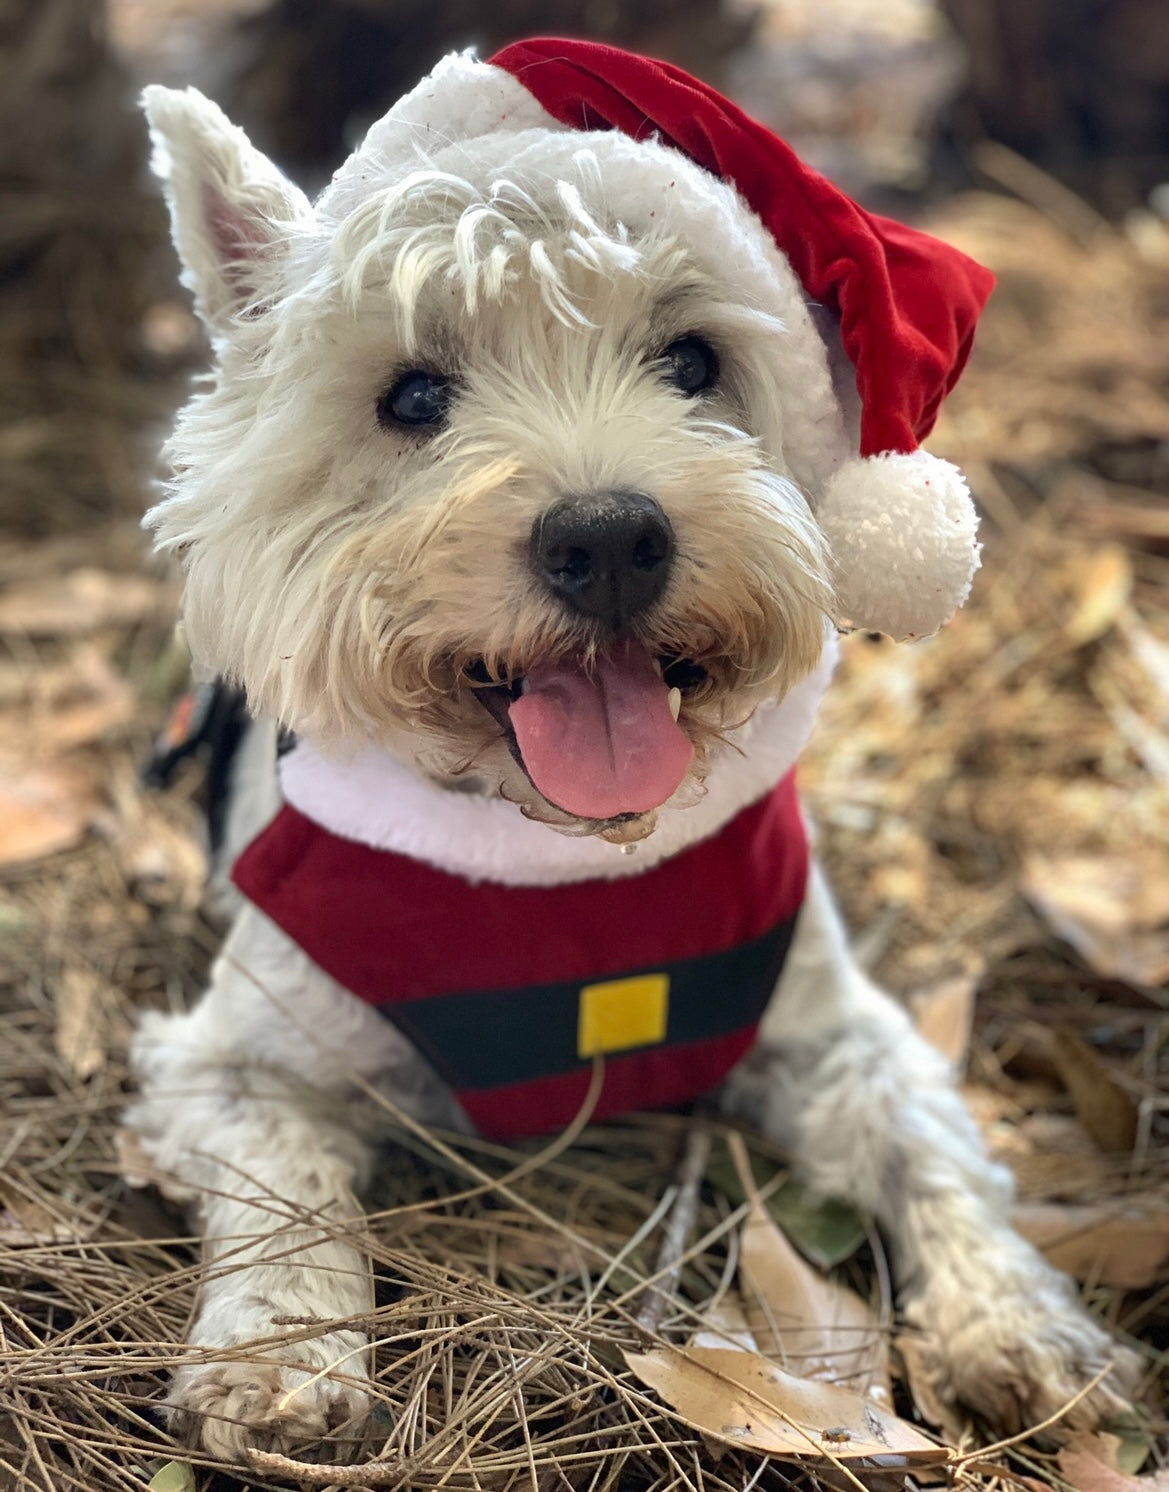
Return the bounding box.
[25,646,137,752]
[0,758,99,867]
[707,1149,866,1269]
[992,1113,1113,1202]
[1022,853,1169,988]
[1013,1200,1169,1289]
[739,1197,890,1401]
[0,1194,78,1246]
[689,1292,759,1354]
[961,1082,1028,1131]
[1064,544,1133,645]
[1058,1431,1159,1492]
[147,1463,197,1492]
[893,1334,970,1448]
[1105,1425,1158,1478]
[625,1345,948,1466]
[36,689,136,751]
[0,567,169,636]
[768,1182,868,1271]
[910,972,979,1070]
[54,967,106,1081]
[1048,1027,1139,1153]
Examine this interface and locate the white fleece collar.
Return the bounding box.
[279,638,836,887]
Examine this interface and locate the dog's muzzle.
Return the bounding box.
[530,491,673,633]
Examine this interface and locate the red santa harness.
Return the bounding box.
[232,773,807,1141]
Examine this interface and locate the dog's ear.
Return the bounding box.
[142,85,312,340]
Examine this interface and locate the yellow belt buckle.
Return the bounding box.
[577,973,669,1058]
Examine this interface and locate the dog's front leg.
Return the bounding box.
[126,907,459,1461]
[143,1072,374,1462]
[720,861,1140,1434]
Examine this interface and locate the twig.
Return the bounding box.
[972,140,1112,247]
[246,1445,400,1484]
[635,1119,711,1332]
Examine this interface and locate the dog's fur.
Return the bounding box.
[126,75,1138,1462]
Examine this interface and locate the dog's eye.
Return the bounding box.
[659,336,719,397]
[377,371,452,430]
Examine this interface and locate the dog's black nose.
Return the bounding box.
[530,492,673,631]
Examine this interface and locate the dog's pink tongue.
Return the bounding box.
[508,644,692,819]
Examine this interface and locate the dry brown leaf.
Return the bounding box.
[1022,853,1169,988]
[739,1197,891,1403]
[1013,1200,1169,1289]
[1058,1432,1160,1492]
[1048,1027,1139,1153]
[910,972,979,1071]
[54,966,107,1081]
[0,1202,77,1247]
[961,1083,1029,1131]
[625,1345,948,1466]
[893,1334,970,1448]
[36,691,136,751]
[993,1113,1113,1202]
[1064,1430,1157,1481]
[29,648,137,751]
[1064,544,1134,645]
[0,567,169,635]
[0,757,99,867]
[689,1292,759,1354]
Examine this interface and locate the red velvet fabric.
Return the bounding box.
[462,1029,761,1140]
[232,775,808,1138]
[491,38,994,457]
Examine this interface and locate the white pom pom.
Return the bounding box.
[816,450,981,640]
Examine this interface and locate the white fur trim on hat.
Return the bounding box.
[817,451,980,640]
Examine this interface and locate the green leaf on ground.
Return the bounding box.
[706,1148,866,1268]
[147,1462,196,1492]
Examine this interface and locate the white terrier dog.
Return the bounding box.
[126,40,1137,1463]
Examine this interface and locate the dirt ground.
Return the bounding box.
[0,15,1166,1492]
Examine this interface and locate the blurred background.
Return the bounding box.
[0,3,1166,1486]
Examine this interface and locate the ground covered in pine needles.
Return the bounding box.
[0,176,1166,1490]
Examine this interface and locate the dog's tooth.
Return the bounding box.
[667,686,682,721]
[518,677,530,696]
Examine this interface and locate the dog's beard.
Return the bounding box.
[219,451,833,843]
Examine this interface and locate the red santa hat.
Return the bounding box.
[320,38,992,640]
[489,38,992,640]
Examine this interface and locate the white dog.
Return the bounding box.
[126,39,1137,1463]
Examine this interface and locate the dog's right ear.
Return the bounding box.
[142,86,313,341]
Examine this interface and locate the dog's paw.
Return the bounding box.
[168,1333,371,1463]
[905,1276,1142,1438]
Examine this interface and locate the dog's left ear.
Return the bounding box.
[142,86,313,341]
